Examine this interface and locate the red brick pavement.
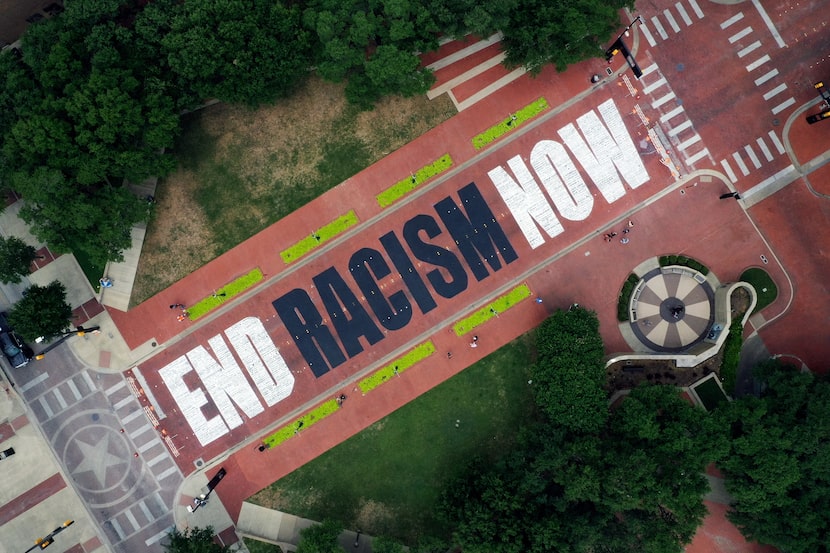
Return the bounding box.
[0,473,67,526]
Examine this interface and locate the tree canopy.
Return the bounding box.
[717,360,830,553]
[296,520,344,553]
[7,280,72,341]
[163,526,230,553]
[0,235,38,283]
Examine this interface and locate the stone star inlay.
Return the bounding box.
[71,432,126,488]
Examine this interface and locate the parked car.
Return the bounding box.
[0,313,33,368]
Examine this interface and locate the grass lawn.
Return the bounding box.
[131,77,456,306]
[693,377,728,411]
[71,245,107,289]
[739,268,778,313]
[247,335,537,544]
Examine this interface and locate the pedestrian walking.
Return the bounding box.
[170,303,186,310]
[622,228,630,234]
[620,237,630,244]
[447,352,452,359]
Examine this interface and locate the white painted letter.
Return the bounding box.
[159,356,229,446]
[224,317,294,407]
[530,140,593,221]
[559,98,649,203]
[487,155,564,249]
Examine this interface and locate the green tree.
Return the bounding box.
[163,526,230,553]
[7,280,72,342]
[297,520,344,553]
[0,236,38,284]
[717,360,830,553]
[372,536,405,553]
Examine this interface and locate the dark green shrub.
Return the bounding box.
[720,318,743,395]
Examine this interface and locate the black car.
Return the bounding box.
[0,313,33,368]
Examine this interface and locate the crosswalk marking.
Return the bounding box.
[676,2,693,25]
[147,452,169,467]
[688,0,705,18]
[125,510,141,532]
[677,134,701,151]
[20,372,49,393]
[652,91,677,109]
[746,54,771,71]
[131,423,153,439]
[720,160,738,183]
[651,16,669,39]
[113,395,132,411]
[145,527,173,547]
[38,396,54,418]
[686,148,711,165]
[756,137,774,161]
[729,27,753,43]
[664,9,681,32]
[121,409,145,425]
[640,23,657,47]
[668,120,693,137]
[720,13,745,29]
[643,76,668,95]
[53,388,67,410]
[138,438,160,453]
[82,371,96,393]
[772,97,796,115]
[138,500,154,523]
[732,152,750,176]
[762,83,788,100]
[754,68,779,86]
[768,131,785,154]
[744,145,762,169]
[104,380,126,397]
[738,40,762,58]
[110,518,126,540]
[157,465,179,481]
[67,379,82,401]
[660,105,685,123]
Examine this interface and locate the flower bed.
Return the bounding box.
[358,341,436,393]
[376,154,453,207]
[187,268,264,320]
[280,210,360,264]
[453,284,531,336]
[471,98,549,150]
[262,399,341,449]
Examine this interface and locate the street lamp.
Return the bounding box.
[24,520,74,552]
[605,16,644,79]
[34,326,100,360]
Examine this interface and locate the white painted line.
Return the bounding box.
[676,3,693,26]
[640,23,657,47]
[720,13,745,29]
[772,97,796,115]
[156,465,180,481]
[668,119,693,137]
[38,396,54,418]
[720,159,738,183]
[131,423,153,439]
[746,54,771,72]
[113,395,133,411]
[147,452,169,467]
[732,152,750,176]
[756,137,774,161]
[686,148,711,165]
[425,33,502,70]
[152,492,167,513]
[651,16,668,39]
[110,518,126,540]
[664,9,681,32]
[729,27,753,44]
[67,379,82,401]
[427,52,507,98]
[738,40,762,58]
[82,371,96,393]
[660,104,685,123]
[768,130,785,154]
[744,145,762,169]
[677,134,702,151]
[104,379,126,397]
[456,66,526,111]
[138,438,160,453]
[688,0,705,18]
[146,527,173,547]
[641,64,659,77]
[20,372,49,393]
[652,91,677,109]
[121,409,145,425]
[741,164,798,208]
[643,76,668,94]
[752,0,786,48]
[53,388,67,410]
[138,500,154,524]
[125,509,140,532]
[763,83,788,100]
[754,68,779,85]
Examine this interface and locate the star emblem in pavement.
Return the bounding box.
[70,432,126,489]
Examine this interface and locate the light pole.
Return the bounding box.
[34,326,100,360]
[24,520,74,552]
[605,16,644,79]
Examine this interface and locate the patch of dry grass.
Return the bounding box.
[130,77,456,306]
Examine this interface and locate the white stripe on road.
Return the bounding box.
[732,152,750,176]
[768,131,785,154]
[752,0,786,48]
[104,380,126,397]
[729,27,753,43]
[121,408,145,425]
[677,134,702,151]
[147,452,169,467]
[664,9,681,32]
[744,145,762,169]
[660,105,685,123]
[754,68,779,85]
[720,159,738,183]
[756,137,774,161]
[720,13,745,29]
[651,16,668,39]
[125,510,140,532]
[686,148,711,165]
[53,388,67,410]
[668,120,693,137]
[67,379,82,401]
[640,23,657,46]
[156,465,180,481]
[688,0,705,18]
[763,83,788,100]
[20,372,49,393]
[643,76,668,94]
[746,54,771,72]
[38,396,54,418]
[738,40,762,58]
[772,97,796,115]
[676,3,693,25]
[652,91,677,109]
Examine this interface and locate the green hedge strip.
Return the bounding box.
[187,268,264,320]
[376,154,453,207]
[472,98,549,150]
[453,284,531,335]
[358,341,436,393]
[280,210,359,264]
[263,399,341,449]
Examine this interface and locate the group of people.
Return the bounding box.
[604,220,635,244]
[170,303,189,322]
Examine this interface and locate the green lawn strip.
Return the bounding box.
[187,268,264,320]
[739,267,778,313]
[693,378,729,411]
[376,154,453,208]
[472,98,549,150]
[453,284,532,336]
[358,341,436,394]
[280,210,359,264]
[263,399,341,449]
[247,335,536,543]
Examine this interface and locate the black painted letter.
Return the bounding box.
[349,248,412,331]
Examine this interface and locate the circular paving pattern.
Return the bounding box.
[630,268,715,353]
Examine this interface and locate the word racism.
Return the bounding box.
[159,99,649,446]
